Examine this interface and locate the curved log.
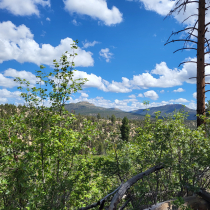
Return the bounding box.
[108,164,164,210]
[77,184,122,210]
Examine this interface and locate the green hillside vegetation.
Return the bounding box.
[1,44,210,209]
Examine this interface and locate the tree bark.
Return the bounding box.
[197,0,206,127]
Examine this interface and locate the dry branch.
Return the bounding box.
[77,184,122,210]
[108,164,164,210]
[173,47,197,53]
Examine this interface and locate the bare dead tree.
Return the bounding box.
[165,0,210,127]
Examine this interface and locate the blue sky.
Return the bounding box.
[1,0,210,111]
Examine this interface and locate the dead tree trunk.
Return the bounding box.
[165,0,210,128]
[197,0,206,126]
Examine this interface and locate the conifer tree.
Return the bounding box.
[120,116,130,141]
[97,113,101,120]
[111,114,116,124]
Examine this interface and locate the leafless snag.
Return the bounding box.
[165,0,210,127]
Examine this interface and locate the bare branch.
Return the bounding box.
[165,39,197,47]
[182,14,198,23]
[189,77,197,79]
[108,164,164,210]
[178,61,197,67]
[165,1,199,19]
[119,198,132,210]
[173,47,197,53]
[172,27,198,36]
[78,184,122,210]
[190,33,198,39]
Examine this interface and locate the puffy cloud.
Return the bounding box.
[99,48,113,62]
[0,70,20,88]
[0,21,94,67]
[46,17,50,21]
[0,88,22,105]
[173,88,185,92]
[2,67,132,93]
[0,98,8,103]
[81,92,89,98]
[0,0,50,16]
[128,94,136,99]
[144,90,159,100]
[130,58,210,89]
[106,81,131,93]
[127,0,197,25]
[4,68,40,86]
[160,90,164,93]
[82,40,100,48]
[137,93,144,97]
[170,98,189,103]
[63,0,123,26]
[0,88,21,98]
[138,0,175,16]
[193,92,197,99]
[73,70,108,91]
[188,101,196,110]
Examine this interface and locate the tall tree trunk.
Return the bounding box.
[197,0,206,127]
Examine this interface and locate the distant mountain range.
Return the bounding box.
[64,102,196,120]
[130,104,196,120]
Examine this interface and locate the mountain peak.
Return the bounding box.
[77,101,95,106]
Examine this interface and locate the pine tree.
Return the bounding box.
[120,116,130,141]
[97,113,101,120]
[111,114,116,124]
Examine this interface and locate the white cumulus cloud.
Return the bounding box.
[0,21,94,67]
[137,93,144,97]
[193,92,197,99]
[173,88,185,92]
[128,94,136,99]
[0,0,50,16]
[138,0,175,16]
[144,90,159,100]
[170,98,189,103]
[82,40,100,48]
[81,92,89,98]
[63,0,123,26]
[99,48,113,62]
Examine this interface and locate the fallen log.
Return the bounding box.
[77,184,122,210]
[108,163,164,210]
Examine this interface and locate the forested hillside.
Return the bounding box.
[0,102,207,209]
